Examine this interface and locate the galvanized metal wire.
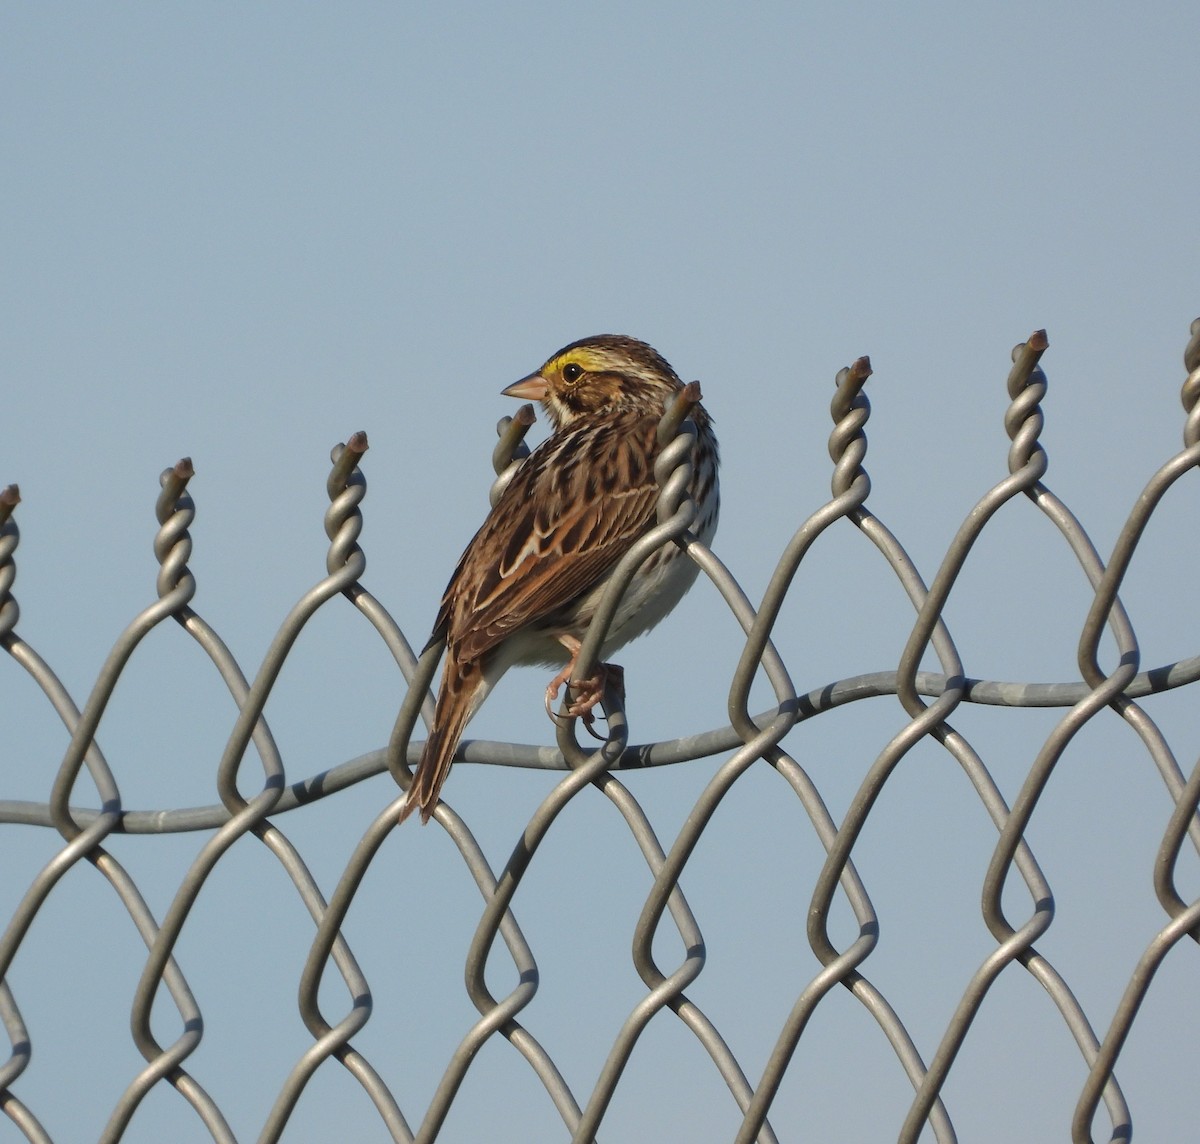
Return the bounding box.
[3,321,1200,1142]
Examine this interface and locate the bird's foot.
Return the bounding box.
[544,645,625,741]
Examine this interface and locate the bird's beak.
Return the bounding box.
[502,373,549,401]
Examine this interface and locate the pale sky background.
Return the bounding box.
[3,4,1199,1142]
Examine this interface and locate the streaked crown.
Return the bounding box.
[524,335,686,427]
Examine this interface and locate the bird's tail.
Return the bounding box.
[400,656,479,824]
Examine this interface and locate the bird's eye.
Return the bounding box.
[562,362,583,383]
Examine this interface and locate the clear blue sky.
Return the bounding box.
[3,4,1198,1142]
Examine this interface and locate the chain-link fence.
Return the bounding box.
[3,322,1199,1143]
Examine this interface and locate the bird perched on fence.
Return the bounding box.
[400,334,720,824]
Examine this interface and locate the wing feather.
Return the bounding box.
[431,416,660,663]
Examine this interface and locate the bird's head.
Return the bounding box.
[503,335,684,430]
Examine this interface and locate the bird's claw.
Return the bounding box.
[544,662,624,741]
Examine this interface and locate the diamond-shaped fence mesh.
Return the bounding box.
[3,322,1199,1143]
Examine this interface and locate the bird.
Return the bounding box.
[400,334,719,824]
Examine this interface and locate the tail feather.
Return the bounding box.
[400,656,479,824]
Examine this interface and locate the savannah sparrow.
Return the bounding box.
[400,335,719,824]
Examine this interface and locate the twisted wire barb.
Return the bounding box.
[490,403,537,506]
[0,487,20,641]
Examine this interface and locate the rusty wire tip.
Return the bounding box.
[831,358,872,424]
[834,357,871,397]
[332,433,369,461]
[327,435,367,495]
[515,403,537,427]
[155,461,194,525]
[0,484,18,526]
[1184,319,1200,374]
[492,404,537,474]
[656,382,702,445]
[158,463,192,493]
[1011,332,1049,364]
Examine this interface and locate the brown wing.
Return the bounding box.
[431,415,660,662]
